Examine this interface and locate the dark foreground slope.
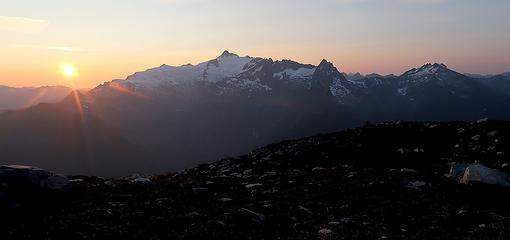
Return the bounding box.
[1,121,510,239]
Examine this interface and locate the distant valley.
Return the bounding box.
[0,85,73,111]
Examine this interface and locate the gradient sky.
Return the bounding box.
[1,0,509,89]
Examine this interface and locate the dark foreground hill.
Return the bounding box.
[1,120,510,239]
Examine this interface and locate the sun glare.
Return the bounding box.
[61,64,77,78]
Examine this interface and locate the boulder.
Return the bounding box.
[0,165,69,190]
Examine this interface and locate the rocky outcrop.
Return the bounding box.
[0,165,68,190]
[1,121,509,239]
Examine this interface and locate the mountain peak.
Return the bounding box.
[318,59,333,66]
[219,50,239,58]
[422,63,448,70]
[315,59,341,75]
[402,63,450,79]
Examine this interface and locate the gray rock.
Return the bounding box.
[43,174,69,190]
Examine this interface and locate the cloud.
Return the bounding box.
[15,44,86,52]
[0,16,48,33]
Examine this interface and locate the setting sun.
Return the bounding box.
[61,64,77,78]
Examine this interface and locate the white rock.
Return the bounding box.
[477,118,489,123]
[471,135,481,141]
[312,167,327,171]
[487,131,498,137]
[414,148,425,153]
[400,168,417,173]
[318,228,333,236]
[245,183,263,189]
[69,179,85,184]
[218,197,233,202]
[298,205,313,215]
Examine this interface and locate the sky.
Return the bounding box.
[0,0,509,89]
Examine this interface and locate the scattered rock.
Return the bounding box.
[400,168,417,173]
[487,131,498,137]
[218,197,233,202]
[408,181,428,189]
[318,228,333,238]
[240,208,266,223]
[477,118,489,123]
[312,167,327,171]
[245,183,263,189]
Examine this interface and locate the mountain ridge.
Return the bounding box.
[0,85,73,111]
[0,51,509,176]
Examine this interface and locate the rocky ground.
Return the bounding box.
[1,120,510,239]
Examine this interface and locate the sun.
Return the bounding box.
[61,64,77,78]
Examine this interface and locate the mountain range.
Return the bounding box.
[0,85,72,112]
[0,51,509,176]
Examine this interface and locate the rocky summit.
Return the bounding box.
[1,120,510,239]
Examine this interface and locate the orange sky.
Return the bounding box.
[1,0,509,89]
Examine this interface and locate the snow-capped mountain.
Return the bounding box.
[114,51,255,88]
[1,51,509,176]
[402,63,449,79]
[310,59,363,102]
[343,72,364,81]
[396,63,481,96]
[96,51,359,102]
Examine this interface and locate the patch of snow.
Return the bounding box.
[273,67,316,81]
[221,78,272,94]
[405,63,446,79]
[119,53,255,87]
[330,77,351,99]
[398,87,408,96]
[202,55,254,82]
